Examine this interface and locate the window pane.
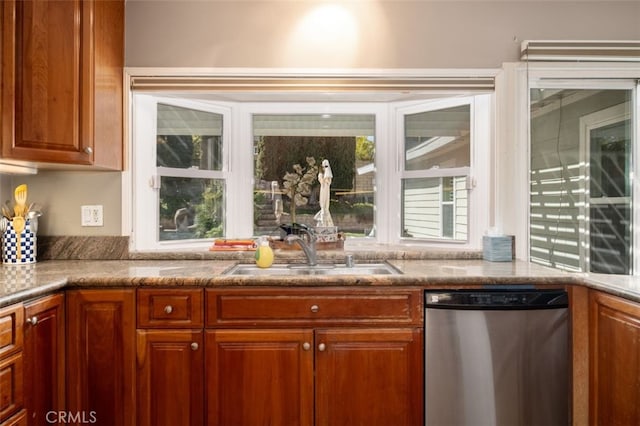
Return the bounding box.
[157,104,223,170]
[529,88,632,274]
[252,114,375,238]
[159,177,225,241]
[402,177,467,240]
[404,105,470,171]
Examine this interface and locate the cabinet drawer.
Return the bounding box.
[138,289,203,328]
[206,288,423,327]
[0,352,23,422]
[0,305,23,358]
[0,409,26,426]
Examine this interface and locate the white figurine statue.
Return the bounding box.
[315,159,334,227]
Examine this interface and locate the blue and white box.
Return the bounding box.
[2,219,36,264]
[483,235,513,262]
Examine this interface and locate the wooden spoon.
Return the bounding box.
[12,216,25,260]
[14,184,27,217]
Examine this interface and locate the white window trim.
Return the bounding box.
[496,62,640,262]
[130,94,232,251]
[124,68,497,252]
[392,95,492,248]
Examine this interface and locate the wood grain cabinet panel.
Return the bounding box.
[205,329,314,426]
[589,290,640,425]
[136,330,203,426]
[1,409,27,426]
[206,288,423,327]
[1,0,123,169]
[0,305,22,359]
[315,328,423,426]
[0,352,23,423]
[66,290,135,426]
[137,289,203,329]
[23,294,64,426]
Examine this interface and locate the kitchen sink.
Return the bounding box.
[224,262,402,276]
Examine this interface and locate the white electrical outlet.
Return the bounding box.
[81,205,104,227]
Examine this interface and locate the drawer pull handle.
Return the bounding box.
[27,316,38,325]
[84,147,93,155]
[310,305,319,313]
[302,342,311,351]
[164,305,173,314]
[191,342,199,351]
[318,343,326,352]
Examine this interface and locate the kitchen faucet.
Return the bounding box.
[285,228,317,266]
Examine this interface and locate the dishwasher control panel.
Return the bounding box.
[425,289,568,310]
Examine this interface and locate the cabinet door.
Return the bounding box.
[1,0,123,168]
[136,330,203,426]
[315,328,423,426]
[205,329,314,426]
[66,290,135,426]
[590,291,640,425]
[23,294,64,426]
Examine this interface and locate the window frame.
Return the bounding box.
[131,94,232,251]
[125,72,495,253]
[526,75,638,274]
[392,95,492,247]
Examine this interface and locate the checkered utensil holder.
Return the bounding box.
[2,219,36,264]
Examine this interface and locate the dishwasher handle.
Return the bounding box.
[425,289,568,310]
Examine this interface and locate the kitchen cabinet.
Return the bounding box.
[23,294,64,426]
[205,288,424,426]
[1,0,124,169]
[66,289,135,426]
[0,303,24,424]
[136,289,204,426]
[589,290,640,425]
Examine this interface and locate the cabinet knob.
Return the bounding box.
[164,305,173,314]
[310,305,319,313]
[84,147,93,155]
[190,342,199,351]
[302,342,311,351]
[26,316,38,325]
[318,343,326,352]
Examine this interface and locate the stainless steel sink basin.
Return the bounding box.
[225,262,402,276]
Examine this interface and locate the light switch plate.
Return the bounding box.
[81,205,104,227]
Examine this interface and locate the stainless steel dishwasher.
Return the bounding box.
[425,289,569,426]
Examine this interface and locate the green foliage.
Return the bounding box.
[282,157,318,222]
[355,136,374,161]
[194,180,224,238]
[257,136,355,191]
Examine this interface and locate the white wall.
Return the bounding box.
[125,0,640,68]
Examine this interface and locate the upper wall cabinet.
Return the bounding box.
[1,0,124,170]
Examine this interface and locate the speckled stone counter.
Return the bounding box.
[3,256,635,308]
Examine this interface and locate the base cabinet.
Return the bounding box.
[589,290,640,425]
[206,329,314,426]
[315,328,423,426]
[23,294,64,426]
[205,288,424,426]
[136,330,204,426]
[66,290,136,426]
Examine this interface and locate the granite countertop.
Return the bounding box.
[2,255,636,308]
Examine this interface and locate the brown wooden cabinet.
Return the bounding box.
[589,290,640,425]
[206,329,314,426]
[0,303,24,424]
[23,294,64,426]
[1,0,124,169]
[205,288,424,426]
[66,289,135,426]
[135,289,204,426]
